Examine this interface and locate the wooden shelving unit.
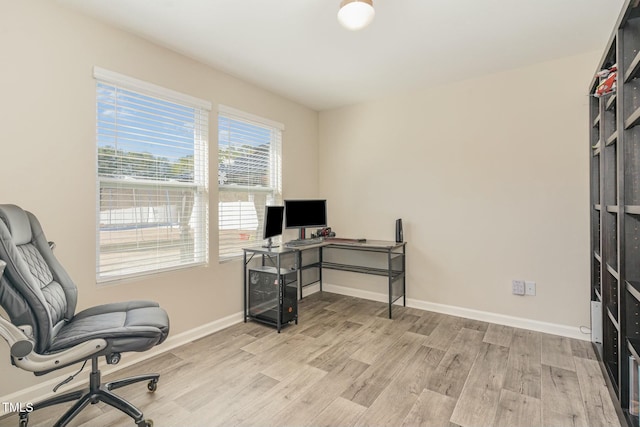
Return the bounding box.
[590,1,640,425]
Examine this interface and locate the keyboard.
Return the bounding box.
[284,237,324,247]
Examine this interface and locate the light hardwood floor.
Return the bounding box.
[0,292,623,427]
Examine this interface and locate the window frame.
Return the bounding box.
[217,105,284,261]
[94,67,211,283]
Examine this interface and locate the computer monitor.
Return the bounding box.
[284,199,327,239]
[262,205,284,248]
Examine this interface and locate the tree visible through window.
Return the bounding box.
[95,68,210,281]
[218,106,283,260]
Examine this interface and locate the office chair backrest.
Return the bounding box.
[0,204,77,353]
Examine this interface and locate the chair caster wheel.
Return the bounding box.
[137,419,153,427]
[18,412,28,427]
[147,379,158,392]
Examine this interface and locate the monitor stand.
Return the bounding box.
[262,237,279,249]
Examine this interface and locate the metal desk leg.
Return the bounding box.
[243,251,248,323]
[402,244,407,307]
[319,247,323,293]
[388,249,393,319]
[277,254,282,333]
[297,250,303,300]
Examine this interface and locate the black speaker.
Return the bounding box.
[395,218,403,243]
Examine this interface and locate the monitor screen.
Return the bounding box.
[263,206,284,240]
[284,199,327,229]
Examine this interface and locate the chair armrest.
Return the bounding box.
[0,314,107,373]
[12,338,107,373]
[0,312,34,358]
[0,259,36,359]
[0,259,33,356]
[0,260,107,373]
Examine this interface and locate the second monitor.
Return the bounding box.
[284,199,327,240]
[263,205,284,248]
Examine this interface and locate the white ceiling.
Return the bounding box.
[57,0,624,111]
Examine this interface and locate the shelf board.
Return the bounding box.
[606,130,618,146]
[628,280,640,303]
[607,263,620,280]
[605,360,619,391]
[593,146,601,156]
[301,279,320,288]
[606,93,617,110]
[595,251,602,262]
[626,50,640,83]
[626,205,640,215]
[248,265,295,276]
[595,287,602,301]
[594,113,601,127]
[322,261,405,280]
[299,262,321,271]
[608,305,620,331]
[625,105,640,129]
[607,205,620,213]
[629,338,640,363]
[595,204,602,211]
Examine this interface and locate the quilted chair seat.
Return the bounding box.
[50,301,169,354]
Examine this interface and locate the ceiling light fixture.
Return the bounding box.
[337,0,375,31]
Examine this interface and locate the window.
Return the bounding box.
[94,67,210,282]
[218,106,283,260]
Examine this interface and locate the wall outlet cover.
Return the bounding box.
[525,281,536,296]
[512,280,525,295]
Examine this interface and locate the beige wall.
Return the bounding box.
[319,51,598,328]
[0,1,318,397]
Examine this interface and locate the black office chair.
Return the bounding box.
[0,205,170,427]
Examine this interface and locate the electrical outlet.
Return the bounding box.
[512,280,525,295]
[525,281,536,296]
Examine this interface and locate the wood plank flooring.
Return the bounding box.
[0,292,623,427]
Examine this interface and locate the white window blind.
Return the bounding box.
[218,106,283,260]
[94,67,210,282]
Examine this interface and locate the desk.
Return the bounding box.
[243,239,406,321]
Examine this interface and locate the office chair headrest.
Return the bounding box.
[0,204,33,245]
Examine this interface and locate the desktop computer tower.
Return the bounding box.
[248,266,297,325]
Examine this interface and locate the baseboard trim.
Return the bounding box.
[321,282,590,341]
[0,310,244,409]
